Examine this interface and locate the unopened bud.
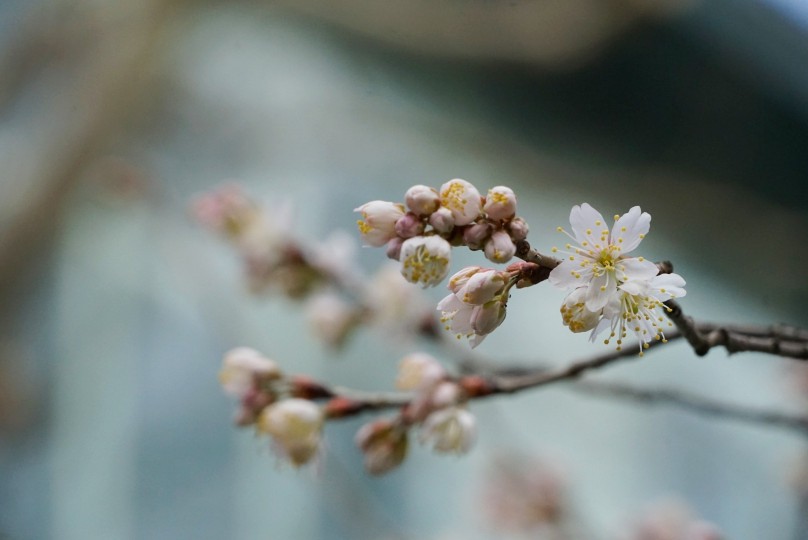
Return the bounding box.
[462,222,493,250]
[484,230,517,264]
[429,207,455,234]
[355,418,409,475]
[405,185,440,216]
[394,212,425,239]
[507,217,529,241]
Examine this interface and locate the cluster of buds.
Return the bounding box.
[437,266,517,347]
[220,348,485,472]
[196,185,436,350]
[219,347,325,466]
[355,179,529,288]
[193,184,328,297]
[355,353,478,475]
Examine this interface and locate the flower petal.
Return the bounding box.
[649,273,686,300]
[611,206,651,254]
[569,203,607,249]
[616,257,658,282]
[585,272,617,311]
[549,259,592,289]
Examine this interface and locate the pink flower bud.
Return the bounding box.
[484,186,517,221]
[447,266,483,294]
[394,212,425,239]
[507,216,529,241]
[462,222,493,250]
[429,207,455,234]
[457,269,507,305]
[385,237,404,260]
[405,185,440,216]
[484,230,517,263]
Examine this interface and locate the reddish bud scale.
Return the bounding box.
[290,376,334,399]
[324,397,368,418]
[459,375,496,398]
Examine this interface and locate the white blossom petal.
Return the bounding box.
[611,205,651,254]
[649,273,687,300]
[569,203,608,248]
[616,257,659,282]
[585,272,617,311]
[549,259,591,289]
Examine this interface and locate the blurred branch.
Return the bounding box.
[0,0,187,304]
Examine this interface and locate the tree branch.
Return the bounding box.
[666,300,808,359]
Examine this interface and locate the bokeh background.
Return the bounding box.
[2,0,808,538]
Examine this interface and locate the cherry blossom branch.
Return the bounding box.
[294,366,808,437]
[665,300,808,359]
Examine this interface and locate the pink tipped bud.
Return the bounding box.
[405,185,440,216]
[462,222,493,250]
[484,186,517,221]
[394,212,425,239]
[507,216,529,241]
[385,237,404,260]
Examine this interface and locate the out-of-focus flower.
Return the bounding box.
[306,292,360,349]
[484,186,517,221]
[396,353,447,391]
[258,398,324,467]
[192,183,258,239]
[355,200,406,247]
[355,418,409,475]
[400,235,452,287]
[419,406,476,454]
[405,185,440,216]
[219,347,281,399]
[363,264,430,337]
[484,229,517,263]
[483,454,568,532]
[439,178,482,226]
[621,500,723,540]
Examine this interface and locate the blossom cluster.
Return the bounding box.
[356,352,477,474]
[195,185,434,349]
[549,203,687,353]
[437,266,517,347]
[219,348,476,473]
[355,179,529,288]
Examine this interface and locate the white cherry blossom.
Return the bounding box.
[258,398,324,467]
[549,203,660,311]
[420,406,477,454]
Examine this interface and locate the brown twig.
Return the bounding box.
[666,300,808,359]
